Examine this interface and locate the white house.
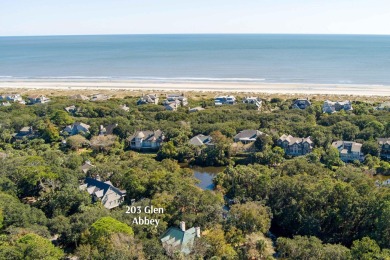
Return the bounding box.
[243,97,262,110]
[127,130,165,150]
[323,100,353,113]
[214,95,236,106]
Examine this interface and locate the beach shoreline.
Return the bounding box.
[0,79,389,98]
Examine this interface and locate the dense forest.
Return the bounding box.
[0,93,389,259]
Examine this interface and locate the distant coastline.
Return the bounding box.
[0,79,389,97]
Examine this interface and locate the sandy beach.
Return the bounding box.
[0,79,389,98]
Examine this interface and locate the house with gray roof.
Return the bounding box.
[90,93,110,102]
[378,138,390,161]
[292,98,311,109]
[160,221,201,256]
[165,94,188,106]
[137,94,159,105]
[323,100,353,113]
[375,101,390,111]
[14,126,36,140]
[99,123,118,136]
[277,134,313,156]
[79,176,126,210]
[127,130,165,150]
[164,100,180,111]
[27,95,50,104]
[62,122,90,136]
[214,95,236,106]
[189,134,213,147]
[332,141,364,162]
[0,94,25,104]
[243,97,262,110]
[234,130,265,144]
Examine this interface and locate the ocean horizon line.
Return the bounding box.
[2,33,390,38]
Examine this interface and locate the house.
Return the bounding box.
[99,123,118,136]
[214,95,236,106]
[0,94,25,104]
[127,130,164,150]
[332,141,364,162]
[79,176,126,210]
[323,100,353,113]
[375,101,390,111]
[165,94,188,106]
[14,126,36,140]
[63,122,90,136]
[292,98,311,109]
[90,93,109,102]
[234,130,265,144]
[243,97,262,110]
[27,95,50,104]
[70,94,89,101]
[137,94,159,105]
[64,105,78,113]
[0,102,11,107]
[277,134,313,156]
[160,221,201,255]
[377,138,390,161]
[80,160,95,174]
[189,134,213,147]
[120,104,130,112]
[164,100,180,111]
[188,106,205,113]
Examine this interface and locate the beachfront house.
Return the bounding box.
[79,176,126,210]
[375,101,390,111]
[137,94,159,105]
[127,130,164,150]
[160,221,201,256]
[189,106,205,113]
[14,126,36,140]
[0,94,25,104]
[70,94,89,101]
[62,122,90,136]
[332,141,364,162]
[214,95,236,106]
[165,94,188,106]
[243,96,262,110]
[322,100,353,113]
[292,98,311,109]
[277,134,313,156]
[378,138,390,161]
[27,95,50,104]
[90,93,110,102]
[99,123,118,136]
[234,129,265,144]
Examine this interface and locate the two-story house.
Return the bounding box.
[0,94,25,104]
[27,95,50,104]
[292,98,311,109]
[323,100,353,113]
[277,134,313,156]
[165,94,188,106]
[214,95,236,106]
[137,94,159,105]
[242,97,262,110]
[79,176,126,210]
[127,130,165,150]
[332,140,364,162]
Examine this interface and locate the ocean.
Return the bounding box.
[1,34,390,85]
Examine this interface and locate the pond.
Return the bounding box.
[191,166,226,190]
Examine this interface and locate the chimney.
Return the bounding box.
[95,175,101,181]
[131,199,136,204]
[195,227,201,238]
[180,221,186,231]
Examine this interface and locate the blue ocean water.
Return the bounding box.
[1,34,390,85]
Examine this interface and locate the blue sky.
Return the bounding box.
[1,0,390,36]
